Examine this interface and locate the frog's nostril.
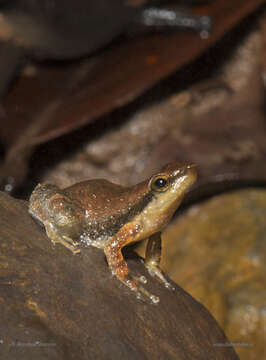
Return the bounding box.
[187,164,197,169]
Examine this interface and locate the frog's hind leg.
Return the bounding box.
[44,222,80,254]
[145,232,175,290]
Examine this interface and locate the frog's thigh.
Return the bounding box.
[44,222,80,254]
[104,223,138,289]
[145,232,174,290]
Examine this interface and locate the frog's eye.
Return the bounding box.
[150,175,170,192]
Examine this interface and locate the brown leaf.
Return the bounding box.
[2,0,264,146]
[0,0,264,191]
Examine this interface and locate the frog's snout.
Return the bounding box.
[184,164,197,184]
[186,163,197,170]
[176,163,197,177]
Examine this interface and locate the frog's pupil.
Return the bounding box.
[155,178,167,188]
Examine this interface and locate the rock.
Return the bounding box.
[43,28,266,200]
[0,191,238,360]
[161,188,266,360]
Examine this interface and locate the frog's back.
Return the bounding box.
[64,179,130,221]
[63,178,152,239]
[65,179,126,201]
[63,179,139,241]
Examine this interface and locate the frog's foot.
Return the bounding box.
[145,263,175,291]
[45,222,80,254]
[126,275,160,304]
[136,285,160,304]
[61,235,80,255]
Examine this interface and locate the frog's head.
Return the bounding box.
[150,163,196,197]
[146,163,197,219]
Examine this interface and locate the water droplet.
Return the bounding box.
[139,276,147,284]
[200,30,210,39]
[150,294,160,304]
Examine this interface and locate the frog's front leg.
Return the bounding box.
[145,232,174,290]
[44,221,80,254]
[104,223,159,303]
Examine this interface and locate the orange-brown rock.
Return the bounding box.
[160,188,266,360]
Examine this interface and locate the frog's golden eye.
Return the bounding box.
[150,175,170,192]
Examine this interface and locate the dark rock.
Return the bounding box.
[0,191,238,359]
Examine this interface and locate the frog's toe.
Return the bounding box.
[145,264,175,291]
[61,235,80,254]
[131,275,160,304]
[163,281,176,291]
[137,285,160,304]
[135,275,147,284]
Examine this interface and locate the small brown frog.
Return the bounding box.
[29,163,196,303]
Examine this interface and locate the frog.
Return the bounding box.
[29,163,196,303]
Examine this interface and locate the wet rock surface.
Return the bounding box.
[0,191,239,360]
[160,188,266,360]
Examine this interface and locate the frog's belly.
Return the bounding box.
[78,217,122,249]
[79,232,111,249]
